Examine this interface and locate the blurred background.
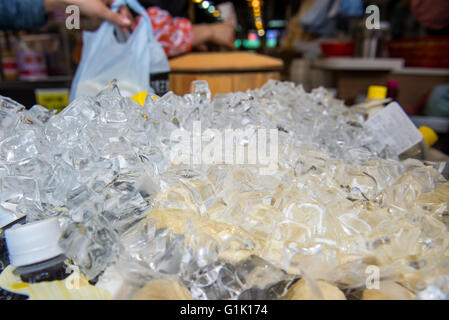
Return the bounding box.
[1,0,449,152]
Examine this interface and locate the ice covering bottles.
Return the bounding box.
[399,125,439,161]
[0,80,449,300]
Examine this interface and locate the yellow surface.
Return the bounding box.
[419,126,438,147]
[132,279,192,300]
[366,85,387,102]
[0,265,111,300]
[35,89,69,113]
[131,91,148,106]
[131,91,159,106]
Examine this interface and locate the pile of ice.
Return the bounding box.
[0,80,448,299]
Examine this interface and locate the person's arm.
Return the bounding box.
[192,22,236,50]
[0,0,131,31]
[46,0,132,29]
[0,0,47,30]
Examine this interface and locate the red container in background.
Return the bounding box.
[16,35,48,80]
[388,36,449,69]
[17,50,47,80]
[320,41,355,57]
[1,50,18,80]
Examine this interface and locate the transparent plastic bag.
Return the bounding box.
[70,0,169,100]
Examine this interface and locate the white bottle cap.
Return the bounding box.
[5,218,64,267]
[0,208,25,229]
[0,210,16,229]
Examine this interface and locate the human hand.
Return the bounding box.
[210,22,236,50]
[192,22,236,51]
[43,0,133,29]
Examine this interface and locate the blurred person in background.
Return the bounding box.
[0,0,235,58]
[137,6,235,58]
[410,0,449,35]
[409,1,449,153]
[0,0,131,30]
[409,0,449,119]
[137,0,236,56]
[71,0,236,62]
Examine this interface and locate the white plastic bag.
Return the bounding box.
[70,0,169,100]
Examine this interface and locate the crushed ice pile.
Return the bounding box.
[1,80,449,300]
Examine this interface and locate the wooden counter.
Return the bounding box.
[168,52,284,96]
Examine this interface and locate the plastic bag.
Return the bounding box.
[299,0,363,36]
[338,0,363,16]
[300,0,336,36]
[70,0,169,100]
